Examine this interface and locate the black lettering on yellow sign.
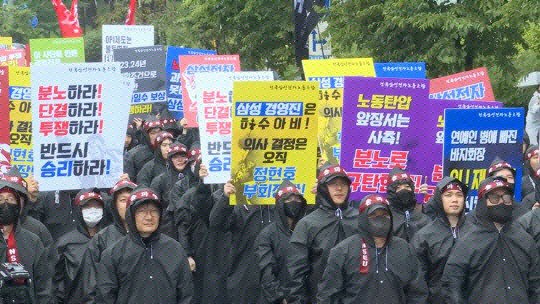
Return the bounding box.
[449,168,486,190]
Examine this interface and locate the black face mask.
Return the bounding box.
[395,190,416,209]
[284,200,306,220]
[486,203,513,224]
[367,216,392,238]
[0,203,19,225]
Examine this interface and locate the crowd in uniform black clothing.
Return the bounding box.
[1,114,540,303]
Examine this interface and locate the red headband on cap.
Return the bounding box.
[75,191,104,206]
[127,189,160,207]
[161,118,176,125]
[358,194,389,215]
[110,180,137,195]
[488,162,513,175]
[0,188,16,196]
[389,172,411,184]
[154,132,174,147]
[318,166,348,182]
[0,175,27,189]
[527,149,539,160]
[275,185,302,201]
[144,120,162,131]
[169,144,188,155]
[478,180,511,198]
[442,182,463,193]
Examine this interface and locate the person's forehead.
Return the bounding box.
[494,169,513,176]
[490,188,510,195]
[443,189,462,195]
[0,192,15,198]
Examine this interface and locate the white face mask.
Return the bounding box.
[82,207,103,228]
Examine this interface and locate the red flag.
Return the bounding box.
[51,0,83,38]
[126,0,137,25]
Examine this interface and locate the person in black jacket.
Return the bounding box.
[97,186,193,304]
[318,194,428,304]
[150,142,190,206]
[386,167,429,242]
[124,122,138,155]
[0,176,52,304]
[256,180,307,304]
[82,179,137,302]
[443,176,540,303]
[54,188,108,304]
[288,164,359,304]
[0,168,53,249]
[521,163,540,210]
[518,165,540,249]
[124,115,163,182]
[522,145,539,197]
[209,179,274,304]
[137,131,175,186]
[486,157,529,217]
[411,177,471,303]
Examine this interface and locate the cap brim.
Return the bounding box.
[366,204,389,215]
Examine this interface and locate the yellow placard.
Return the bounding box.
[303,58,375,165]
[8,66,32,178]
[0,37,12,49]
[230,81,319,205]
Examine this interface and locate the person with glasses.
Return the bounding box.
[98,187,193,304]
[442,176,540,303]
[137,131,175,187]
[124,115,163,182]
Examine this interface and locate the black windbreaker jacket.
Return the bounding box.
[442,197,540,303]
[287,185,358,304]
[255,180,307,304]
[97,191,193,304]
[411,177,471,303]
[209,188,275,304]
[317,199,428,304]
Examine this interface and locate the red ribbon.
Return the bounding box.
[51,0,83,38]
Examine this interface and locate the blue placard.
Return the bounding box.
[443,108,525,211]
[374,62,426,79]
[166,46,216,120]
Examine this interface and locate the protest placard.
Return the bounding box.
[340,76,504,202]
[8,66,32,178]
[230,81,318,205]
[29,37,85,64]
[102,25,154,62]
[113,45,167,120]
[0,67,9,176]
[443,108,524,210]
[31,63,133,191]
[430,67,495,101]
[166,47,216,120]
[302,58,375,165]
[195,71,274,184]
[0,37,12,49]
[374,62,426,79]
[179,55,241,128]
[0,49,26,67]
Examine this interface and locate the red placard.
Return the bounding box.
[429,67,495,102]
[179,55,240,127]
[0,49,27,67]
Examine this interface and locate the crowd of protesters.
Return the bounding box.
[1,110,540,303]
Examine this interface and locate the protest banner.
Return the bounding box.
[31,63,133,191]
[0,37,12,49]
[102,25,154,62]
[114,45,167,120]
[443,108,524,211]
[8,66,32,178]
[429,67,495,101]
[374,62,426,79]
[195,71,275,184]
[230,81,318,205]
[340,76,504,202]
[302,58,376,165]
[179,55,241,128]
[0,67,9,176]
[29,37,85,64]
[0,49,26,67]
[166,46,216,120]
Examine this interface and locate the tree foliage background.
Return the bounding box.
[1,0,540,106]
